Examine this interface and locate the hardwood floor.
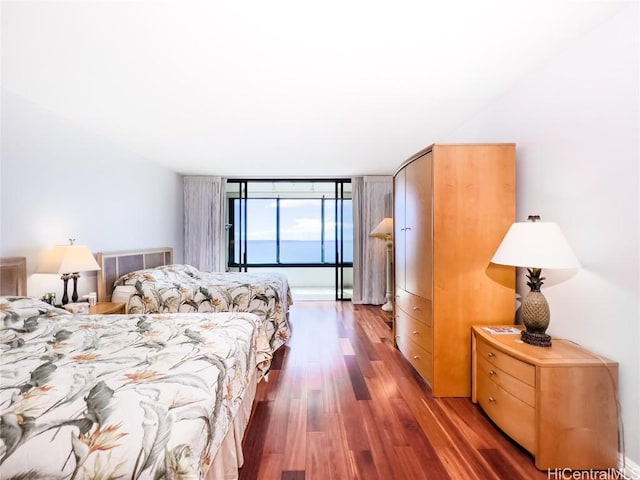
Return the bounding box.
[239,302,548,480]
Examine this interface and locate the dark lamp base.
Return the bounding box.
[521,330,552,347]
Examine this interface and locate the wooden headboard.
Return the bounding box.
[96,247,173,302]
[0,257,28,296]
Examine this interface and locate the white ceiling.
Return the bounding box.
[1,1,630,177]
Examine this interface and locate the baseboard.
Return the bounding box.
[619,453,640,479]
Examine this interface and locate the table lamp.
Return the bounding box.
[37,239,101,305]
[491,215,580,346]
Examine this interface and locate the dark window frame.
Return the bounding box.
[227,179,353,269]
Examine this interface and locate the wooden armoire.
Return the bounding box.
[393,143,516,397]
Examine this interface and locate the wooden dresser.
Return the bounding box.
[471,326,619,470]
[393,143,516,397]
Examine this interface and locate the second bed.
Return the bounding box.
[97,248,292,353]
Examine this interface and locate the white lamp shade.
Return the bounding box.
[491,221,580,269]
[37,245,101,274]
[370,217,393,238]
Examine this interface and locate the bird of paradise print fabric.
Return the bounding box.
[114,265,292,352]
[0,297,271,479]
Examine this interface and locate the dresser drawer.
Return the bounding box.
[477,356,535,407]
[477,368,536,453]
[395,288,432,326]
[395,309,433,352]
[397,333,433,384]
[476,335,535,387]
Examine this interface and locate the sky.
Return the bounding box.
[242,198,353,242]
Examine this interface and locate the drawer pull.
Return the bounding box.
[413,306,420,311]
[489,370,496,376]
[413,355,420,360]
[488,396,496,403]
[488,352,495,358]
[412,330,419,335]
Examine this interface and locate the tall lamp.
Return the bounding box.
[491,215,580,347]
[37,239,101,305]
[370,217,394,312]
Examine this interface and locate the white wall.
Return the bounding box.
[0,89,183,300]
[444,6,640,465]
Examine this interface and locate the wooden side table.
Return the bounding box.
[89,302,125,315]
[471,325,619,470]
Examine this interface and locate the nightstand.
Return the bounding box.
[89,302,125,315]
[471,325,619,470]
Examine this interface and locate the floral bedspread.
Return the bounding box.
[114,265,292,352]
[0,296,271,480]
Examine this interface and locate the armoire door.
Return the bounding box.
[394,167,407,293]
[404,152,433,300]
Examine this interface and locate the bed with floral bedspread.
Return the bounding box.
[0,296,271,480]
[113,264,292,352]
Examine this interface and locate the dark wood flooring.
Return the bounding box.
[239,302,549,480]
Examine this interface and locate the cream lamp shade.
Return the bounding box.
[37,241,101,305]
[37,244,101,275]
[369,217,393,238]
[491,220,580,269]
[490,216,579,347]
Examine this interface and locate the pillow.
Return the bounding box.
[0,296,69,324]
[111,285,136,304]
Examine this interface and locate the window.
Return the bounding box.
[227,181,352,267]
[279,199,323,263]
[234,198,278,264]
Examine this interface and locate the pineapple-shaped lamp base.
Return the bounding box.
[521,268,552,347]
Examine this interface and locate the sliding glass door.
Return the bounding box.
[226,179,352,300]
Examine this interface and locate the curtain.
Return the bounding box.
[183,176,227,272]
[352,175,393,304]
